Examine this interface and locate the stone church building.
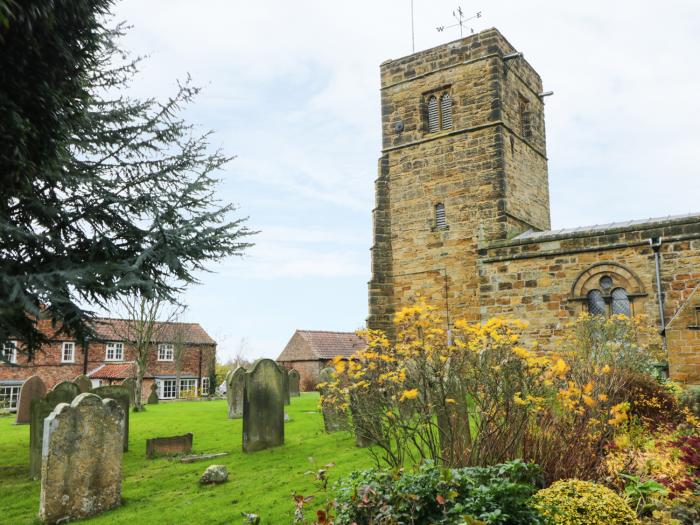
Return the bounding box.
[367,28,700,384]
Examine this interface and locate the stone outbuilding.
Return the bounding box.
[276,330,365,390]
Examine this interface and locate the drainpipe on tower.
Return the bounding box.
[650,237,666,349]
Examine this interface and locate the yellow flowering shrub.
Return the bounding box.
[533,479,640,525]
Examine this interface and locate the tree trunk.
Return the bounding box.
[134,360,146,411]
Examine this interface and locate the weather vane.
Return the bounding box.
[437,7,482,38]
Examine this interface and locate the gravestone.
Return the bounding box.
[277,363,290,406]
[318,367,349,433]
[40,393,124,524]
[226,367,246,419]
[121,378,136,404]
[91,385,130,452]
[147,382,159,404]
[73,374,91,394]
[146,433,193,459]
[29,381,80,479]
[288,369,301,397]
[242,359,285,452]
[15,375,46,425]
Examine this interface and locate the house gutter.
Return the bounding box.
[650,237,666,344]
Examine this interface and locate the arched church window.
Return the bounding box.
[440,93,452,130]
[435,203,447,229]
[611,288,631,317]
[427,96,439,132]
[587,290,606,316]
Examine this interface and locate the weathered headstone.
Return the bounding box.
[226,367,246,419]
[277,363,290,406]
[121,378,136,404]
[146,433,193,459]
[29,381,80,479]
[39,393,124,524]
[91,385,130,452]
[73,374,91,394]
[147,382,159,404]
[288,368,301,397]
[15,375,46,425]
[242,359,285,452]
[318,367,349,433]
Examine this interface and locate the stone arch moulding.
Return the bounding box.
[569,262,647,301]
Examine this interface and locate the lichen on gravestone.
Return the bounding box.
[90,385,130,452]
[39,393,124,524]
[29,381,80,479]
[242,359,284,452]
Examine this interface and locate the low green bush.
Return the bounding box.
[679,386,700,419]
[532,479,639,525]
[334,459,546,524]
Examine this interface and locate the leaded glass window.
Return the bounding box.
[587,290,606,316]
[611,288,631,316]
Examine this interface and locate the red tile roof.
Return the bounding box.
[91,318,216,345]
[89,362,135,379]
[277,330,366,362]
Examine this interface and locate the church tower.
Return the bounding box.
[368,28,551,336]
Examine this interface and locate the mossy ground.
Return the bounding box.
[0,393,372,524]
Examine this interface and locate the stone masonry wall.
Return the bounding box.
[369,28,550,333]
[478,216,700,383]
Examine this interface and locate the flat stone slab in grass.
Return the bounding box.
[179,452,229,464]
[199,464,228,484]
[15,375,46,425]
[146,433,193,459]
[40,393,124,524]
[30,381,80,479]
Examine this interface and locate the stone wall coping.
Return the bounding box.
[484,213,700,251]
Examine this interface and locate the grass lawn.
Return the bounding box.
[0,393,374,524]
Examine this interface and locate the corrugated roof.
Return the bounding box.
[91,318,216,345]
[513,212,700,242]
[89,362,135,379]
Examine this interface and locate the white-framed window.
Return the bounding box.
[1,341,17,364]
[157,343,174,361]
[0,384,20,410]
[157,379,177,400]
[105,342,124,361]
[179,378,197,397]
[61,342,75,363]
[201,377,209,397]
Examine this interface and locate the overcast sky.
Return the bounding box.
[112,0,700,362]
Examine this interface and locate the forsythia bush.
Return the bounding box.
[533,479,640,525]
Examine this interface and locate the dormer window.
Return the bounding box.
[425,90,453,133]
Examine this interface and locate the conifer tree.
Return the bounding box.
[0,0,253,359]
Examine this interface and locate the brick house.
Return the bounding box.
[0,317,216,409]
[276,330,365,390]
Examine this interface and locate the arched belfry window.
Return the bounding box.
[427,96,439,133]
[611,288,631,316]
[440,93,452,129]
[435,203,447,229]
[587,290,606,316]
